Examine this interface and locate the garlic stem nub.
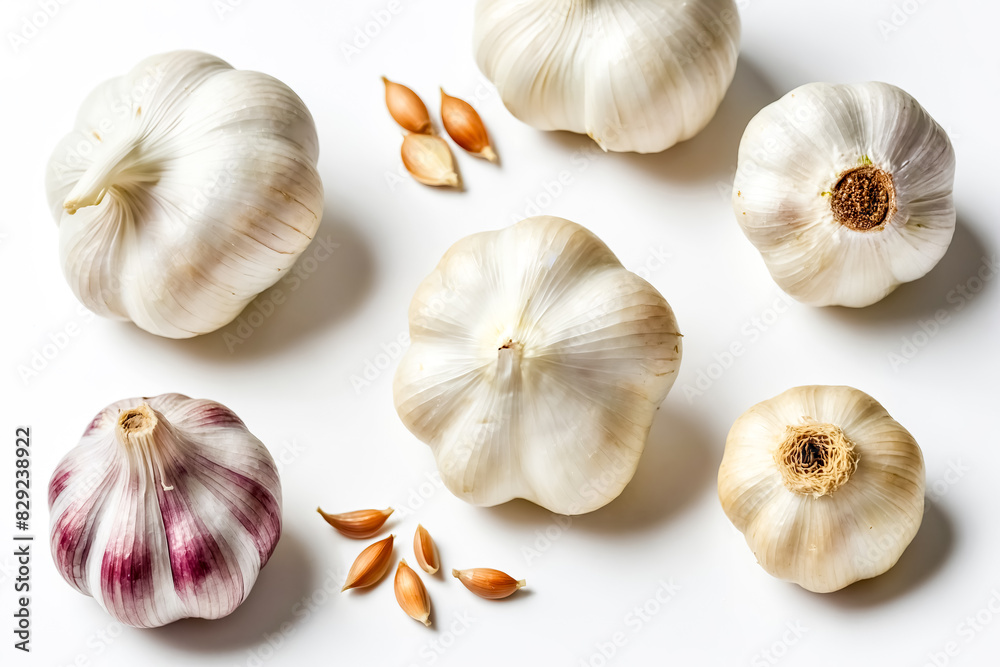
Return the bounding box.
[115,405,174,491]
[62,138,141,214]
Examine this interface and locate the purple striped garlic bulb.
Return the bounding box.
[48,394,281,628]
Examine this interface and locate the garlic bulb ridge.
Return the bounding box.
[48,394,282,627]
[732,82,956,307]
[474,0,741,153]
[46,50,325,338]
[718,386,925,593]
[393,216,682,515]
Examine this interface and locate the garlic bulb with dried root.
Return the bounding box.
[393,216,682,514]
[48,394,282,627]
[474,0,740,153]
[733,82,956,307]
[46,50,324,338]
[718,386,925,593]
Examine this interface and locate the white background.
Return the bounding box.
[2,1,1000,665]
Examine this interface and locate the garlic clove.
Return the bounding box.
[440,89,497,163]
[413,524,439,574]
[718,385,925,593]
[732,82,956,307]
[48,394,282,627]
[452,568,525,599]
[394,559,432,626]
[342,535,395,592]
[317,507,393,539]
[382,77,432,134]
[401,134,461,188]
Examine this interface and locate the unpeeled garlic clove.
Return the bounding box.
[395,559,432,626]
[382,77,431,134]
[440,89,498,163]
[401,134,460,188]
[413,524,439,574]
[342,535,395,592]
[317,507,393,539]
[452,568,525,599]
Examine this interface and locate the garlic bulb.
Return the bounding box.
[473,0,740,153]
[46,50,324,338]
[48,394,281,627]
[718,386,925,593]
[393,216,682,515]
[732,82,956,307]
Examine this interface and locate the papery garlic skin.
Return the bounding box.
[718,386,925,593]
[46,51,324,338]
[48,394,281,627]
[393,216,682,515]
[733,82,956,307]
[474,0,740,153]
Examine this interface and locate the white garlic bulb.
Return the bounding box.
[393,216,682,515]
[46,51,325,338]
[718,386,925,593]
[473,0,740,153]
[48,394,282,627]
[732,82,956,307]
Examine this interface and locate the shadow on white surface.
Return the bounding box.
[825,500,954,607]
[147,529,319,653]
[538,56,779,186]
[483,403,718,534]
[824,216,993,327]
[113,210,375,359]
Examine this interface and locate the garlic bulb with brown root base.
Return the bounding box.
[718,385,925,593]
[732,82,956,307]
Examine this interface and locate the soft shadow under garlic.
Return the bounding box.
[823,500,954,608]
[148,529,318,652]
[484,403,718,534]
[824,216,994,328]
[116,211,375,360]
[539,56,778,186]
